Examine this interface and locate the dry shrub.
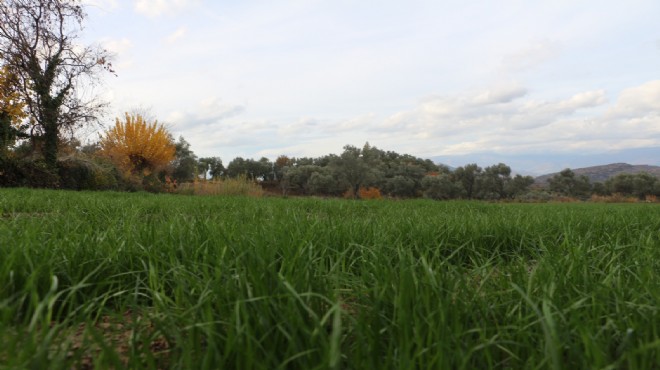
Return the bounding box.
[552,196,581,203]
[342,187,383,199]
[590,193,639,203]
[645,194,658,203]
[359,187,382,199]
[177,177,263,197]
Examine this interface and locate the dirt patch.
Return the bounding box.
[56,310,172,369]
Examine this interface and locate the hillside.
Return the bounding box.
[535,163,660,185]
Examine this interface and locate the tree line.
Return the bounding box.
[546,168,660,200]
[216,143,536,200]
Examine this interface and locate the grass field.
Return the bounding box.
[1,188,660,369]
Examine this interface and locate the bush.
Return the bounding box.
[359,186,382,199]
[57,156,119,190]
[0,157,59,188]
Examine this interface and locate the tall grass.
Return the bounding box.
[1,188,659,368]
[176,176,264,197]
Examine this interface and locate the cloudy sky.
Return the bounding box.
[83,0,660,174]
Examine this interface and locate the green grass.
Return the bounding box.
[1,188,660,369]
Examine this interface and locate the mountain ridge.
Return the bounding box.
[534,163,660,184]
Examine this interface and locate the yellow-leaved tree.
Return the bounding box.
[100,113,175,176]
[1,65,27,155]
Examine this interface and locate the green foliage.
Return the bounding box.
[474,163,512,200]
[169,136,198,182]
[454,163,482,198]
[307,168,343,196]
[548,168,592,198]
[226,156,273,181]
[281,164,324,195]
[330,144,381,198]
[0,157,59,188]
[505,174,536,198]
[421,174,465,199]
[383,175,417,197]
[605,172,658,199]
[57,156,119,191]
[198,157,224,180]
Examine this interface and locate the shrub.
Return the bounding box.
[57,155,119,190]
[359,186,382,199]
[0,157,59,188]
[100,113,175,177]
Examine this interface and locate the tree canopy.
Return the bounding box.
[0,0,113,166]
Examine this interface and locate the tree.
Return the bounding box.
[454,164,482,198]
[383,175,417,198]
[171,136,198,183]
[0,65,27,157]
[0,0,113,167]
[421,174,465,200]
[330,144,381,199]
[281,164,323,195]
[475,163,512,200]
[548,168,591,198]
[273,155,293,181]
[199,157,224,180]
[226,156,272,181]
[307,168,342,196]
[100,113,175,176]
[504,174,535,198]
[605,172,658,199]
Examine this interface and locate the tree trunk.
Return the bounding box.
[43,124,58,168]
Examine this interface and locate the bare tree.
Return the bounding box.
[0,0,113,167]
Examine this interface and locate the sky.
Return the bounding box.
[81,0,660,175]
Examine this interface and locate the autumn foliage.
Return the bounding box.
[359,186,382,199]
[100,113,175,175]
[344,186,382,199]
[0,65,26,125]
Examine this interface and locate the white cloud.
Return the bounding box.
[606,80,660,119]
[472,85,528,105]
[298,82,654,158]
[155,81,658,162]
[133,0,198,17]
[165,27,187,44]
[167,97,245,131]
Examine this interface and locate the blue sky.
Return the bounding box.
[82,0,660,174]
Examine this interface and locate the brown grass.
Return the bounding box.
[590,193,640,203]
[177,177,264,197]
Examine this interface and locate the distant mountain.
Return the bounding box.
[429,147,660,176]
[535,163,660,185]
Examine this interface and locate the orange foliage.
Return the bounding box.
[359,187,382,199]
[0,66,26,124]
[100,113,175,175]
